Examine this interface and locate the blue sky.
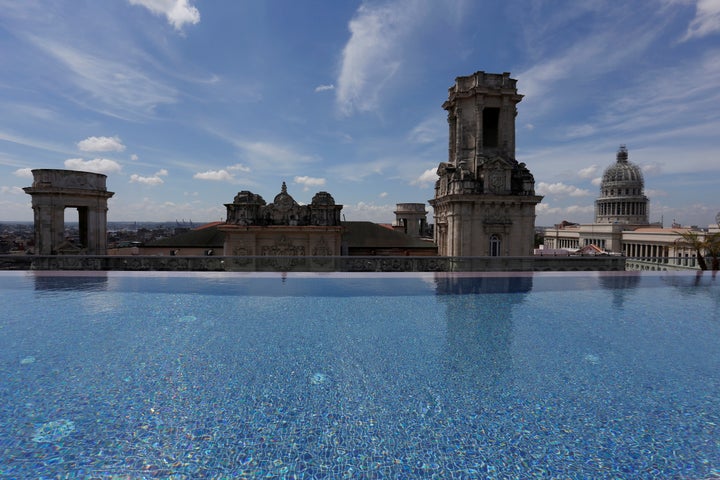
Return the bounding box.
[1,0,719,227]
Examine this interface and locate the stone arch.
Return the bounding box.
[23,169,114,255]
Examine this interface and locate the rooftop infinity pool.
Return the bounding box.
[0,271,718,478]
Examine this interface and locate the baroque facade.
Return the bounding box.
[429,71,542,257]
[218,182,343,258]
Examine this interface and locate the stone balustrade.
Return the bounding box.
[0,255,626,272]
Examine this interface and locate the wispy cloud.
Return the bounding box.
[314,84,335,92]
[128,0,200,31]
[329,157,391,182]
[681,0,720,41]
[517,4,667,116]
[228,163,251,173]
[233,140,318,173]
[335,0,426,115]
[28,37,177,115]
[408,116,445,144]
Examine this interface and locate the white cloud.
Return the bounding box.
[591,177,602,186]
[129,169,167,186]
[13,168,33,178]
[379,192,388,198]
[294,176,326,191]
[64,158,122,174]
[0,186,24,195]
[577,165,599,179]
[314,84,335,92]
[130,174,163,185]
[343,201,395,223]
[412,168,437,188]
[78,135,126,152]
[537,182,591,197]
[193,163,251,183]
[128,0,200,31]
[336,1,425,115]
[193,169,235,182]
[682,0,720,41]
[130,154,139,161]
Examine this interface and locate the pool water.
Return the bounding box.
[0,271,719,478]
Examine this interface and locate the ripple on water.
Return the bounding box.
[583,354,600,365]
[310,372,329,385]
[32,419,76,443]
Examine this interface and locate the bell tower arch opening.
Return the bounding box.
[23,169,114,255]
[483,107,500,148]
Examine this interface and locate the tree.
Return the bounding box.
[704,232,720,271]
[675,230,708,270]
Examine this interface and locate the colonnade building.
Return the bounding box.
[542,146,717,270]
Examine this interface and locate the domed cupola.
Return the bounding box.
[601,145,644,186]
[595,145,649,225]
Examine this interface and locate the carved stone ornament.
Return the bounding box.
[489,171,505,193]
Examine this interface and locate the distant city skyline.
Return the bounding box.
[1,1,719,227]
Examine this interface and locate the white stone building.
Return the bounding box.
[542,146,717,270]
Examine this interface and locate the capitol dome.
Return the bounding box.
[595,145,649,225]
[601,145,644,189]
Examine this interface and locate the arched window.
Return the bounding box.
[489,234,501,256]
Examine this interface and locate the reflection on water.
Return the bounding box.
[598,271,641,309]
[434,275,533,391]
[33,273,109,292]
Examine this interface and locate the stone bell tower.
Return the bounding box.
[429,71,542,257]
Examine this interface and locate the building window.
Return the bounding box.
[489,234,501,256]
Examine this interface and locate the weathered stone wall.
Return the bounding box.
[23,169,114,255]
